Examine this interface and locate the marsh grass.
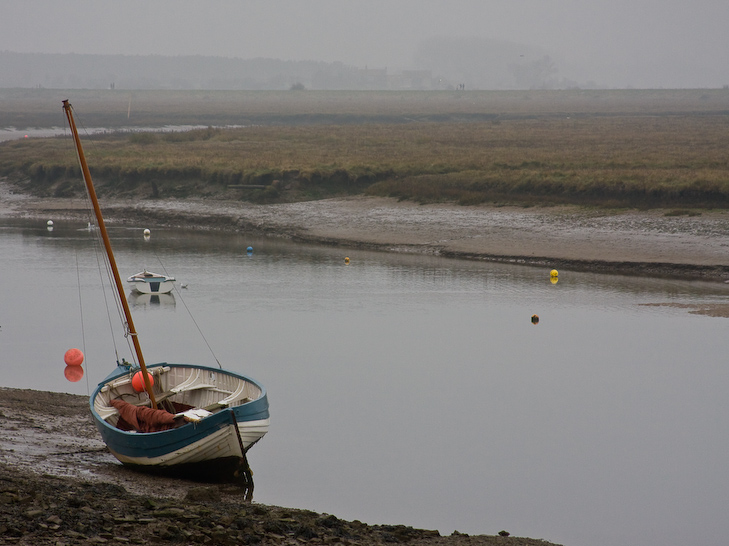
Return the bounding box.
[2,90,729,207]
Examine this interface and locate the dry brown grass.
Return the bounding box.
[2,89,729,207]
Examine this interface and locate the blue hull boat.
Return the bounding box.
[63,100,269,485]
[91,362,269,481]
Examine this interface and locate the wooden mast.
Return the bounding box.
[62,100,158,409]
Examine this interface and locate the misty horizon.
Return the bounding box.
[3,0,729,89]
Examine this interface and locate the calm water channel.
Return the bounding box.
[2,217,729,546]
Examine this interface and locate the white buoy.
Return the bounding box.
[143,228,151,236]
[47,220,54,226]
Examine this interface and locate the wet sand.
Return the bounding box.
[3,179,729,282]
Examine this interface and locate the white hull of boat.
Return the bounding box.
[108,418,270,467]
[128,279,176,294]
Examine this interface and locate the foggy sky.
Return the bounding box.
[3,0,728,89]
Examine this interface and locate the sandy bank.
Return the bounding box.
[3,179,729,281]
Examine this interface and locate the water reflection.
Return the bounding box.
[63,364,84,382]
[128,291,176,308]
[3,218,729,546]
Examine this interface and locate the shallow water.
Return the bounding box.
[0,124,236,142]
[2,217,729,546]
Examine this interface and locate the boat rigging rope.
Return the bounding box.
[67,108,137,368]
[74,251,91,395]
[155,255,223,369]
[90,225,130,364]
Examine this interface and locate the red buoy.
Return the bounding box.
[64,348,84,366]
[64,365,84,382]
[132,371,154,393]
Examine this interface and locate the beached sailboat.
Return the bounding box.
[62,100,269,485]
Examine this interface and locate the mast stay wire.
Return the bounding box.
[154,255,223,369]
[64,105,137,368]
[74,251,91,395]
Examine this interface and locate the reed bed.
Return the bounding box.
[2,91,729,208]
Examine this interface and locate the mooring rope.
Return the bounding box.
[74,251,91,395]
[155,254,223,369]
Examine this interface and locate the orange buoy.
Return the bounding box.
[531,314,540,325]
[64,365,84,382]
[132,371,154,393]
[64,348,84,366]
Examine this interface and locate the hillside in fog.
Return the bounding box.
[0,48,581,91]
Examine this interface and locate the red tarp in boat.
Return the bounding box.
[110,399,178,432]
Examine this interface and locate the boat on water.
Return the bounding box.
[62,100,269,486]
[127,270,176,294]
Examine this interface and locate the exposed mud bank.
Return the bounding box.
[0,387,559,546]
[4,178,729,283]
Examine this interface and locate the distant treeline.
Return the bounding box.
[0,41,580,91]
[1,51,370,90]
[1,51,454,91]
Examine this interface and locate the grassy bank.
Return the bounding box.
[2,89,729,208]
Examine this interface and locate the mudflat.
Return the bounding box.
[3,179,729,281]
[0,387,560,545]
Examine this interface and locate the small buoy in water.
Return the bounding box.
[132,371,154,393]
[344,257,350,264]
[47,220,54,227]
[64,365,84,382]
[531,314,540,325]
[64,348,84,366]
[247,246,253,254]
[143,228,151,236]
[550,269,558,278]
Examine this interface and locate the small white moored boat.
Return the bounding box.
[127,270,176,294]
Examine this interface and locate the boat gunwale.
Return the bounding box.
[90,362,269,437]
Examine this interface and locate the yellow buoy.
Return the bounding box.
[344,257,350,264]
[550,269,558,277]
